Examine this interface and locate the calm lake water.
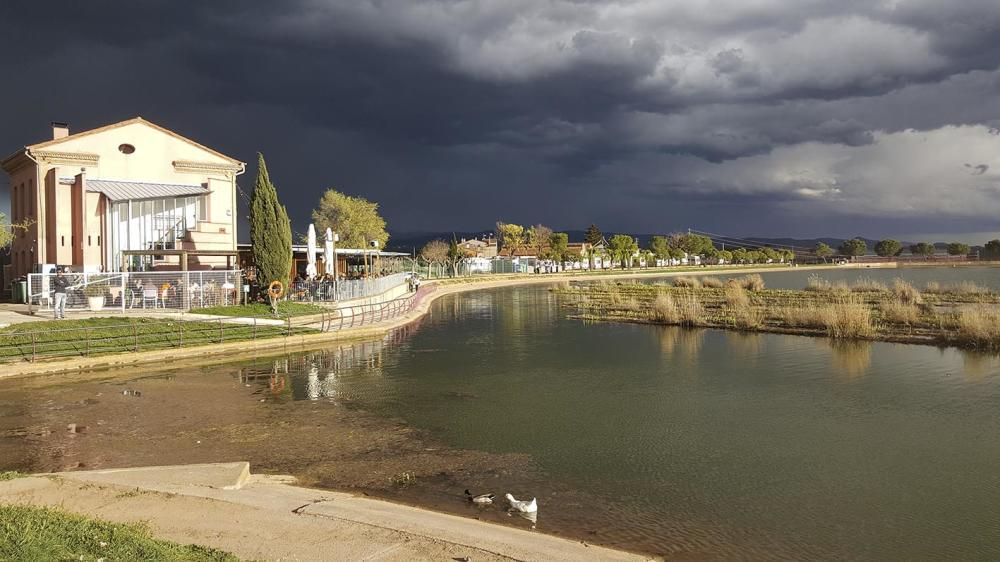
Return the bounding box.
[4,266,1000,559]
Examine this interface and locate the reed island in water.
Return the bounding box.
[556,274,1000,351]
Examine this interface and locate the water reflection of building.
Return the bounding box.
[238,320,423,401]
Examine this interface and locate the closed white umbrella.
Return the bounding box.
[324,228,335,275]
[306,223,318,279]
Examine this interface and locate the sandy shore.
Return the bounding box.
[0,462,654,561]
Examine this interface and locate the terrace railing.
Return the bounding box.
[27,270,245,314]
[287,271,410,303]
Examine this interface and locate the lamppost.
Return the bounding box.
[370,239,380,277]
[332,231,339,300]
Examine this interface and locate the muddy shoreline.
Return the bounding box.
[0,359,687,557]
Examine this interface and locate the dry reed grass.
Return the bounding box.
[673,276,700,288]
[651,293,679,323]
[738,274,766,291]
[676,294,704,326]
[851,277,887,292]
[924,281,991,295]
[954,308,1000,348]
[880,301,920,325]
[891,278,923,304]
[700,277,724,289]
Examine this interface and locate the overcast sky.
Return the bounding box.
[2,0,999,242]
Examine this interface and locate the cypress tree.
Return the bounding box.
[249,153,292,290]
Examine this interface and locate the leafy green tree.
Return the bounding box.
[909,242,936,257]
[731,247,748,264]
[946,242,970,256]
[496,222,525,257]
[312,189,389,250]
[648,235,670,261]
[719,249,734,263]
[669,247,686,262]
[839,238,867,257]
[762,247,778,263]
[0,213,13,249]
[550,232,569,268]
[584,224,603,269]
[249,153,293,288]
[984,239,1000,260]
[779,249,795,263]
[607,234,638,269]
[874,239,902,257]
[814,242,833,262]
[677,233,715,256]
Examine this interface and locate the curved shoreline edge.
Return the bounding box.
[0,263,897,380]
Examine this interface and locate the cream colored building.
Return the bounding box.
[2,118,245,277]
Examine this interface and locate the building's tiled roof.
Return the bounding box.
[87,179,211,201]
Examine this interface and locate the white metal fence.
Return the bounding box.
[27,270,245,313]
[287,272,411,302]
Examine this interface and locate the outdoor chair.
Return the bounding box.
[142,286,160,309]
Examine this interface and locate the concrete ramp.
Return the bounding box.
[55,461,250,491]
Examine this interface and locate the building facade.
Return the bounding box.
[2,118,245,277]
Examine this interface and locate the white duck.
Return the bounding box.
[505,493,538,513]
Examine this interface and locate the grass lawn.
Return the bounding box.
[0,504,238,561]
[189,301,328,318]
[0,317,315,363]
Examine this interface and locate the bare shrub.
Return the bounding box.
[673,276,700,288]
[891,278,923,304]
[924,281,942,294]
[700,276,724,289]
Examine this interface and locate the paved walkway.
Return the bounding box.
[0,462,654,562]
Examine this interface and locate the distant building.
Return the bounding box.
[458,235,498,258]
[2,118,245,277]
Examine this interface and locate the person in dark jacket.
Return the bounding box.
[52,267,70,319]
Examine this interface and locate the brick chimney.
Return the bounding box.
[51,122,69,140]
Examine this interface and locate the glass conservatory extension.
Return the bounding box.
[105,196,205,271]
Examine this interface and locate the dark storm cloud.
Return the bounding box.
[2,0,1000,241]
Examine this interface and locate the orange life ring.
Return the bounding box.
[268,280,284,298]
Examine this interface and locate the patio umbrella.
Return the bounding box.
[306,223,318,279]
[324,228,335,275]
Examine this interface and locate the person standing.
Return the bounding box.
[52,268,70,319]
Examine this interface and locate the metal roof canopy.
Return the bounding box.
[88,179,211,201]
[121,249,238,272]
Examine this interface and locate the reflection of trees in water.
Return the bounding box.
[825,340,872,380]
[960,351,1000,382]
[725,332,764,362]
[656,326,704,364]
